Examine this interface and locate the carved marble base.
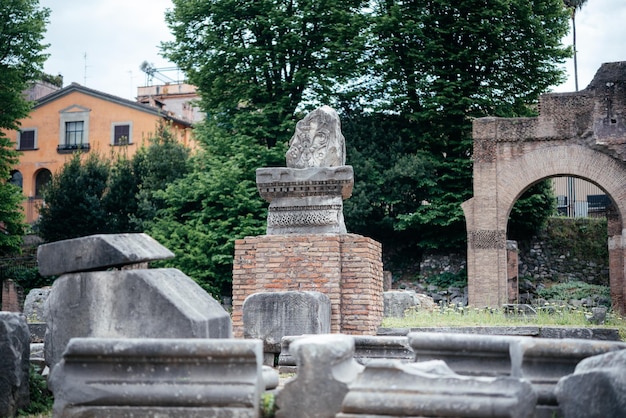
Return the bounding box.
[256,166,353,235]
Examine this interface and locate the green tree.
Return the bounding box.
[130,121,191,230]
[102,153,138,233]
[369,0,570,250]
[37,123,192,240]
[162,0,369,147]
[146,123,285,296]
[507,180,556,240]
[342,111,435,253]
[0,0,50,253]
[157,0,370,294]
[37,153,111,242]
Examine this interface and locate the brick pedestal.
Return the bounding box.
[1,280,23,312]
[232,234,383,337]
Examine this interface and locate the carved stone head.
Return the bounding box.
[286,106,346,168]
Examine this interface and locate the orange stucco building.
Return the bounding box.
[4,83,194,223]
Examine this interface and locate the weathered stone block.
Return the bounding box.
[278,335,414,372]
[408,332,517,377]
[0,312,30,417]
[509,337,626,406]
[285,105,346,168]
[276,334,364,418]
[353,336,414,364]
[23,287,50,322]
[337,360,537,418]
[37,233,174,276]
[555,349,626,418]
[383,290,419,318]
[44,268,231,370]
[48,338,263,418]
[409,331,626,415]
[243,291,331,355]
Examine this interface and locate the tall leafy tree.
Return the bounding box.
[0,0,49,253]
[146,123,285,296]
[162,0,369,147]
[130,121,191,231]
[157,0,370,294]
[370,0,570,250]
[37,153,111,242]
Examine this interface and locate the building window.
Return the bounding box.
[58,104,90,153]
[65,121,84,145]
[9,170,23,189]
[112,123,132,146]
[19,129,36,150]
[35,169,52,198]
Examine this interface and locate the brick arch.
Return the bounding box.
[462,62,626,310]
[497,145,626,226]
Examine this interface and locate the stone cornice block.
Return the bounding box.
[49,338,263,417]
[37,233,174,276]
[337,359,537,418]
[256,166,354,201]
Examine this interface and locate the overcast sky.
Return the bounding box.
[40,0,626,101]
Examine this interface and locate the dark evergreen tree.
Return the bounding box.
[130,121,191,230]
[102,153,138,233]
[36,123,191,241]
[0,0,50,253]
[37,153,110,242]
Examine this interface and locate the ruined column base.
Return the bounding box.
[232,233,383,337]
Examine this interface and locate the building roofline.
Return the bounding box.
[34,82,194,128]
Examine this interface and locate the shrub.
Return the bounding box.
[17,364,53,416]
[537,281,611,305]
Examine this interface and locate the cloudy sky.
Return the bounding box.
[40,0,625,100]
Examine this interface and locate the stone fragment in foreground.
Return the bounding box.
[0,313,30,417]
[44,268,232,370]
[408,331,626,416]
[243,291,331,363]
[336,360,537,418]
[555,348,626,418]
[37,233,174,276]
[278,335,413,372]
[276,334,364,418]
[509,337,626,407]
[48,338,263,418]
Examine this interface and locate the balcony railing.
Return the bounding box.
[57,143,90,154]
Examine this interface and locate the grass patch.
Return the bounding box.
[382,303,626,338]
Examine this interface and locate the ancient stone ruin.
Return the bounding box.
[464,61,626,312]
[5,65,626,415]
[233,105,384,339]
[38,233,232,370]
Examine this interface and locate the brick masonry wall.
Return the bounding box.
[1,280,23,312]
[232,234,383,337]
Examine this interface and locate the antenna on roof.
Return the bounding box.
[140,61,156,86]
[83,52,88,85]
[139,61,184,86]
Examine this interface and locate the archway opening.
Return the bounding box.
[9,170,23,190]
[34,169,52,198]
[506,176,612,311]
